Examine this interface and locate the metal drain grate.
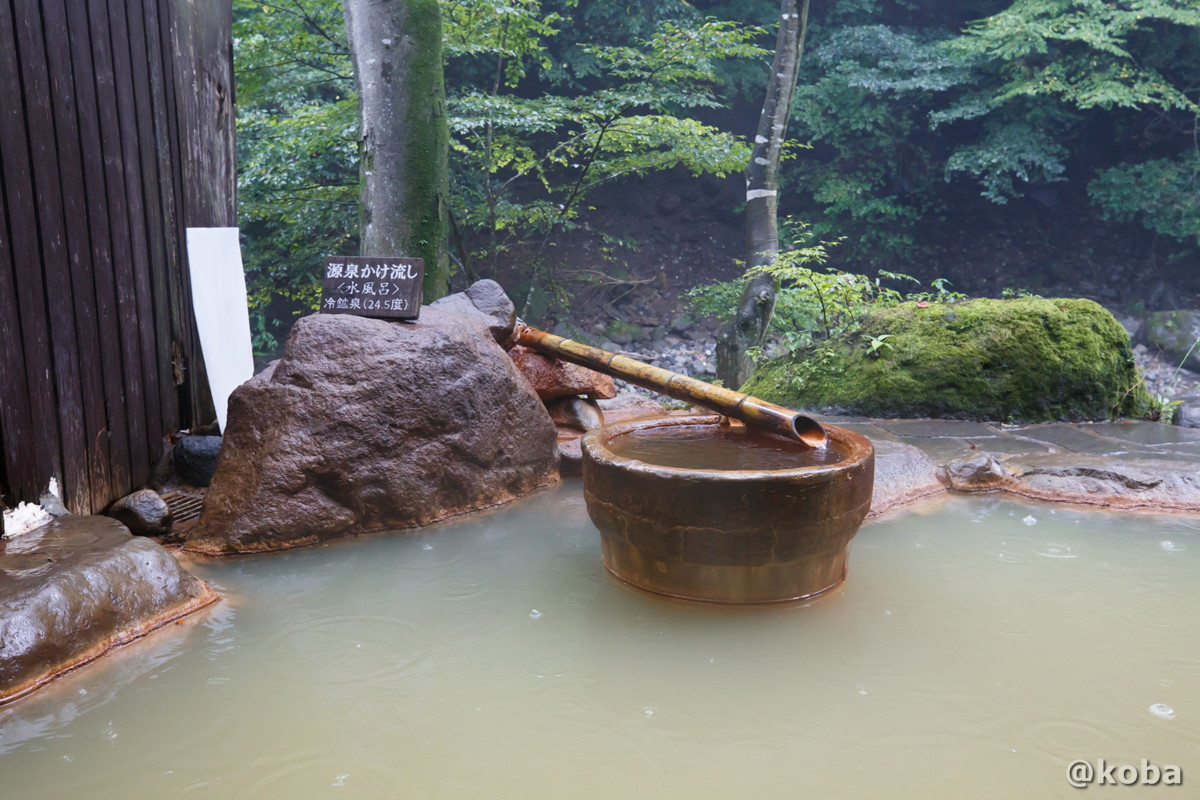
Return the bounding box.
[161,491,205,529]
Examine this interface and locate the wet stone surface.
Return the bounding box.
[874,419,1002,440]
[867,438,945,517]
[1079,421,1200,447]
[1007,424,1126,454]
[0,516,216,704]
[855,417,1200,516]
[962,436,1052,455]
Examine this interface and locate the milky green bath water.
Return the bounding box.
[1,486,1197,799]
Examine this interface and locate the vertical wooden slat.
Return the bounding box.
[125,0,175,443]
[170,0,237,227]
[167,0,228,429]
[158,0,197,429]
[42,0,114,513]
[0,164,39,504]
[139,0,183,435]
[0,421,8,506]
[11,0,91,512]
[0,1,41,505]
[65,0,131,499]
[106,0,160,486]
[88,0,147,495]
[1,0,58,502]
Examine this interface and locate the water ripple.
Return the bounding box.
[254,614,432,689]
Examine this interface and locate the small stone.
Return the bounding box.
[597,394,667,416]
[943,454,1010,490]
[428,279,517,347]
[172,436,223,487]
[669,313,693,335]
[1113,314,1142,340]
[546,397,605,432]
[1143,279,1184,312]
[1175,397,1200,429]
[869,439,946,517]
[107,490,173,537]
[1144,309,1200,371]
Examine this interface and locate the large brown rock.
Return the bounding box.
[508,345,617,401]
[1,516,217,704]
[185,308,559,555]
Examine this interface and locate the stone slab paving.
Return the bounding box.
[840,418,1200,517]
[873,419,1003,440]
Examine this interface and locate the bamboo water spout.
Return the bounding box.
[515,325,827,449]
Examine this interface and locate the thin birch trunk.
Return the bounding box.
[715,0,810,387]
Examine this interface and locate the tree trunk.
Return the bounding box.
[715,0,810,388]
[341,0,450,301]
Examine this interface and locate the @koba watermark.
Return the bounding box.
[1067,759,1183,788]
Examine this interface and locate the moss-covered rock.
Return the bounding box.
[1144,310,1200,371]
[742,297,1151,422]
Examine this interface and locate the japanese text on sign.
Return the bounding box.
[319,256,423,320]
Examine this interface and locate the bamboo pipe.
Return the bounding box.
[515,325,828,449]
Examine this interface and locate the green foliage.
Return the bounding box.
[943,121,1067,203]
[787,25,971,263]
[686,278,744,324]
[233,0,357,352]
[780,1,1200,263]
[690,223,966,355]
[947,0,1200,115]
[234,0,768,336]
[1000,286,1043,299]
[1147,392,1183,423]
[938,0,1200,203]
[232,0,1200,342]
[443,0,564,84]
[1089,153,1200,244]
[865,333,892,356]
[449,16,766,275]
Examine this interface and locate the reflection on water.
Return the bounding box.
[1,487,1197,798]
[608,424,846,470]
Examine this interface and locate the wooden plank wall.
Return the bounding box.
[0,0,234,514]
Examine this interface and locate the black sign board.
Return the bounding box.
[320,256,424,319]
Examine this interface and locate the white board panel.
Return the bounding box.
[185,227,254,433]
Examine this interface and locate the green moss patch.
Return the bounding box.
[742,298,1151,422]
